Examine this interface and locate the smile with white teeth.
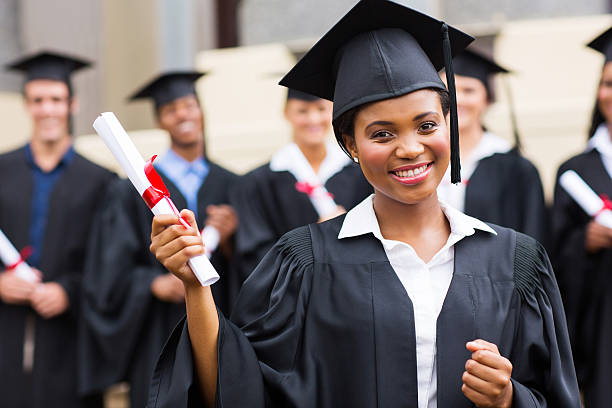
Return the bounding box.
[392,164,429,178]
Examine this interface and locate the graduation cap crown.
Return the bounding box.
[279,0,473,183]
[452,48,509,94]
[129,71,206,110]
[6,50,91,89]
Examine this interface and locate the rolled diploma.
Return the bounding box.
[201,226,220,258]
[93,112,219,286]
[0,229,38,282]
[559,170,612,229]
[309,186,339,217]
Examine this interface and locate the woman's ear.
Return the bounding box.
[343,133,358,160]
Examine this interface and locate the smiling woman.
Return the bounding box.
[146,1,580,407]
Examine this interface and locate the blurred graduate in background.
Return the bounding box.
[437,47,548,245]
[0,51,115,407]
[79,71,239,408]
[551,26,612,407]
[231,87,372,280]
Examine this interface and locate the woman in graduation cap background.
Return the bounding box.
[230,87,371,282]
[551,26,612,407]
[437,47,548,245]
[146,1,579,407]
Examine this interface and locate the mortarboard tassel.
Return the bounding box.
[502,76,522,152]
[441,23,462,184]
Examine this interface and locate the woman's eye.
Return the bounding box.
[419,122,437,132]
[372,130,393,139]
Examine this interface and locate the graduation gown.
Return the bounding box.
[464,151,548,246]
[148,217,579,407]
[0,146,115,408]
[79,163,238,408]
[551,149,612,407]
[231,162,372,280]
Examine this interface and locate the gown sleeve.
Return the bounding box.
[79,179,165,394]
[230,170,282,281]
[516,158,548,247]
[148,226,314,408]
[509,232,581,407]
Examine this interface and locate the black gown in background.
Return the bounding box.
[0,146,115,408]
[231,161,372,280]
[79,163,238,408]
[464,151,548,246]
[551,149,612,407]
[148,216,579,408]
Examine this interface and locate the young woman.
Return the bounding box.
[148,1,579,407]
[551,26,612,407]
[231,88,371,280]
[437,48,547,245]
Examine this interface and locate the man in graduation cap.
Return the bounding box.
[0,51,115,407]
[437,47,548,246]
[79,71,239,408]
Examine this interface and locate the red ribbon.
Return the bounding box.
[6,246,33,271]
[595,194,612,218]
[295,181,334,199]
[143,155,190,229]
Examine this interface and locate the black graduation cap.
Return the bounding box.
[287,88,321,102]
[453,48,509,95]
[279,0,473,183]
[129,71,206,110]
[6,50,91,87]
[587,26,612,62]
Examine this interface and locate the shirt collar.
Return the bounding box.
[269,140,350,185]
[155,148,208,179]
[338,194,496,243]
[25,143,75,172]
[588,124,612,159]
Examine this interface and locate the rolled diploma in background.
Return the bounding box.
[93,112,219,286]
[0,229,38,282]
[559,170,612,229]
[201,226,219,258]
[309,186,339,217]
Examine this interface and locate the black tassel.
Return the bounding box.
[441,23,461,184]
[502,76,522,152]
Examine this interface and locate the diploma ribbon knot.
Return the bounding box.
[295,181,334,199]
[143,155,190,229]
[6,246,33,271]
[595,194,612,218]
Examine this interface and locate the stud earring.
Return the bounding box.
[353,157,359,163]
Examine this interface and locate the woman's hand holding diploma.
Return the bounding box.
[150,209,219,408]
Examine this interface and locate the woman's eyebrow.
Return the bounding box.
[365,120,394,131]
[412,111,439,122]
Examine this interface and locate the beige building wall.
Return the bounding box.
[2,14,612,204]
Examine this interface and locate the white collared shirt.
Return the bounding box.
[437,132,512,212]
[587,124,612,180]
[338,195,496,408]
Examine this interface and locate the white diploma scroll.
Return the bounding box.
[93,112,219,286]
[559,170,612,229]
[0,229,38,282]
[201,226,220,258]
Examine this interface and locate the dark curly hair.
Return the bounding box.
[332,87,451,157]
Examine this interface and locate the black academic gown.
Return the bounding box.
[79,162,238,408]
[148,217,579,408]
[231,162,371,280]
[551,149,612,407]
[0,146,115,408]
[464,151,548,246]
